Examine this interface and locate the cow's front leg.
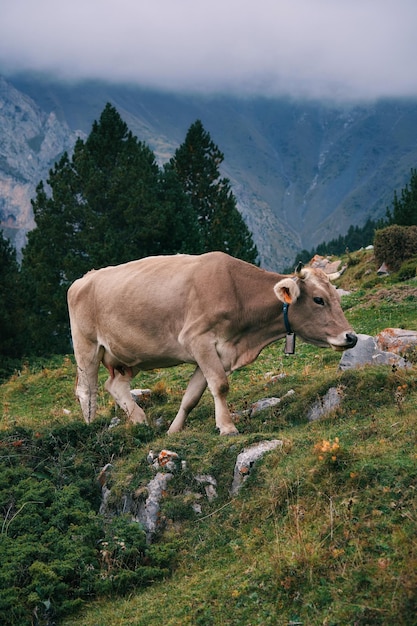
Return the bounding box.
[209,375,238,435]
[104,366,148,425]
[168,366,207,434]
[191,345,238,435]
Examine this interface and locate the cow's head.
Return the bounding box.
[274,267,357,351]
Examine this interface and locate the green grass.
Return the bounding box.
[1,248,417,625]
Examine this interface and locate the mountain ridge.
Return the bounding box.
[0,76,82,252]
[2,73,417,268]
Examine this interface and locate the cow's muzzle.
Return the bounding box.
[330,332,358,351]
[345,332,358,348]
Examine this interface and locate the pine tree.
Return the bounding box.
[73,104,161,266]
[387,168,417,226]
[20,104,201,355]
[158,162,203,254]
[0,231,24,368]
[20,153,82,354]
[170,120,258,263]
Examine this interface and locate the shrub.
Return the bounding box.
[396,257,417,281]
[374,225,417,271]
[0,423,174,625]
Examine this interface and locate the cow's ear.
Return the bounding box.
[273,278,300,304]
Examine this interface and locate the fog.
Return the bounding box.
[1,0,416,101]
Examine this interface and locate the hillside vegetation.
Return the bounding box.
[1,248,417,625]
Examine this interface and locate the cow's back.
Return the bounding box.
[70,252,262,316]
[68,252,267,353]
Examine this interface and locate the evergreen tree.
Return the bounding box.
[20,154,82,354]
[387,168,417,226]
[159,162,203,254]
[170,120,258,263]
[285,217,381,273]
[73,104,161,266]
[0,231,24,368]
[20,104,201,355]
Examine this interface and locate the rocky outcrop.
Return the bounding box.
[99,441,284,541]
[230,440,283,495]
[0,76,81,254]
[338,330,413,371]
[307,387,344,421]
[375,328,417,356]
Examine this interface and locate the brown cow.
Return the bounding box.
[67,252,357,435]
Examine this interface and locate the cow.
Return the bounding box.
[67,251,357,435]
[309,254,347,281]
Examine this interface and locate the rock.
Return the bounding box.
[147,448,181,471]
[250,397,281,414]
[264,372,287,384]
[230,440,283,495]
[97,462,113,487]
[0,76,81,256]
[154,416,165,429]
[307,387,343,421]
[250,389,295,415]
[131,388,152,406]
[99,485,112,515]
[377,262,390,275]
[194,474,218,502]
[375,328,417,355]
[98,463,113,514]
[339,333,410,370]
[108,417,121,429]
[147,450,156,464]
[339,334,377,369]
[99,448,181,542]
[133,472,174,541]
[157,449,179,470]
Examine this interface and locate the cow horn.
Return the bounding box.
[326,271,341,281]
[295,261,304,275]
[327,265,347,281]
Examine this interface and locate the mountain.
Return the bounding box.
[0,76,82,253]
[2,73,417,269]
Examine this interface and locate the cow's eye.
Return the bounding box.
[314,297,325,306]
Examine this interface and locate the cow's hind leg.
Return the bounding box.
[73,340,103,424]
[104,365,148,425]
[168,366,207,434]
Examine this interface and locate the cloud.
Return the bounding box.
[1,0,417,100]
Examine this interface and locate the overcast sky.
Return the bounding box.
[1,0,416,101]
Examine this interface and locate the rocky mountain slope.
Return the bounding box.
[0,76,81,253]
[2,73,417,268]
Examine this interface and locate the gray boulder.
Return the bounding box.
[375,328,417,355]
[307,387,343,421]
[230,440,283,496]
[339,333,410,370]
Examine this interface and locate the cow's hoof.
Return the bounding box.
[219,429,239,436]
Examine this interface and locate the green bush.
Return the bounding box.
[396,257,417,281]
[0,423,173,625]
[374,225,417,271]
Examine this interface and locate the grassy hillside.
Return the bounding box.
[1,249,417,625]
